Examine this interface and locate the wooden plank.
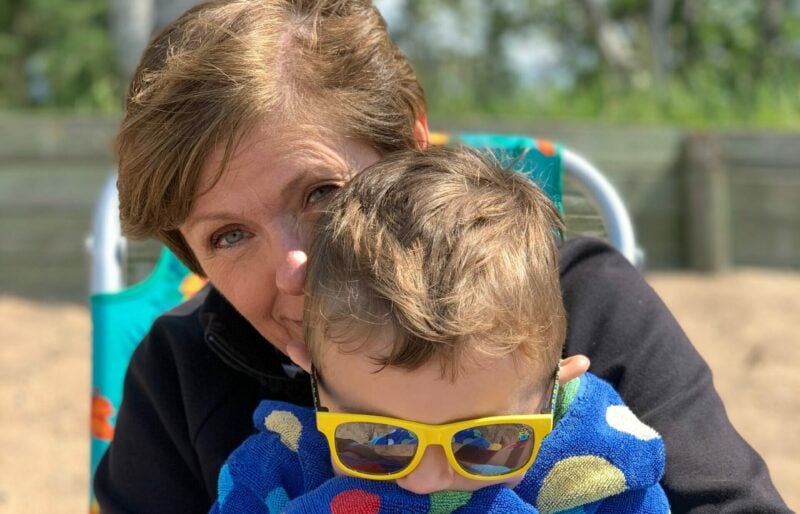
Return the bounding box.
[635,212,684,268]
[126,240,165,284]
[730,181,800,218]
[0,263,89,302]
[731,216,800,269]
[0,166,111,211]
[721,133,800,169]
[563,179,617,239]
[0,116,118,160]
[727,166,800,185]
[563,170,683,268]
[439,121,684,165]
[562,160,681,209]
[612,177,681,216]
[604,161,673,181]
[565,215,607,240]
[726,149,799,267]
[568,171,680,221]
[637,231,683,269]
[0,214,91,262]
[562,183,601,214]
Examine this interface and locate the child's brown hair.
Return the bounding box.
[304,146,566,387]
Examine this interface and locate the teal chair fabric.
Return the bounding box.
[454,134,563,212]
[89,249,202,512]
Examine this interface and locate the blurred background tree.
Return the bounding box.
[0,0,120,112]
[385,0,800,126]
[1,0,800,126]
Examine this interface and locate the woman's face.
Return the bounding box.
[179,121,381,352]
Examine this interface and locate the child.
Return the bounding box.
[211,147,668,513]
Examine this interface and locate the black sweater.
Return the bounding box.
[94,238,790,513]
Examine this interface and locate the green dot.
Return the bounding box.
[428,490,473,514]
[554,376,580,424]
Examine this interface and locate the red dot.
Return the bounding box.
[330,489,381,514]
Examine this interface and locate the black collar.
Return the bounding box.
[199,285,311,401]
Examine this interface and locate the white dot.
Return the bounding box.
[605,405,660,441]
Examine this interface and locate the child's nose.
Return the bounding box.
[395,445,456,494]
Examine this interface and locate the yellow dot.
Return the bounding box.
[264,410,303,452]
[536,455,627,513]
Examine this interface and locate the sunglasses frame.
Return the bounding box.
[311,365,560,481]
[316,410,553,481]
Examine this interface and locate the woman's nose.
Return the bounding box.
[395,445,455,494]
[275,250,308,296]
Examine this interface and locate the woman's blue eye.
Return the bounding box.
[212,229,249,248]
[307,184,338,206]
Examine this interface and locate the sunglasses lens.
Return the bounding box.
[451,423,536,476]
[334,423,419,475]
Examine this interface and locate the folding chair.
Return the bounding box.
[86,133,637,512]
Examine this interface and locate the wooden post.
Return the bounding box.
[681,133,731,271]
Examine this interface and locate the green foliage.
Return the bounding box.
[405,0,800,128]
[0,0,121,112]
[3,0,800,127]
[427,71,800,130]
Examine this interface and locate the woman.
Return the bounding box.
[95,0,789,512]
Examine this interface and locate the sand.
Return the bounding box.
[0,269,797,513]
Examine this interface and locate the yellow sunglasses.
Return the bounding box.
[311,366,559,481]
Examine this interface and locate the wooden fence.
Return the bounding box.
[1,116,798,301]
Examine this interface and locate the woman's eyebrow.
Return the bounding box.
[182,212,238,232]
[183,171,317,232]
[290,138,360,176]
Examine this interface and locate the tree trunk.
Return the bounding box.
[111,0,154,80]
[577,0,634,89]
[756,0,784,77]
[649,0,674,88]
[154,0,202,32]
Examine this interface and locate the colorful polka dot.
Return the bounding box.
[536,455,626,512]
[428,490,473,513]
[535,139,557,157]
[330,489,381,514]
[605,405,660,441]
[555,376,580,424]
[265,487,290,513]
[264,410,303,452]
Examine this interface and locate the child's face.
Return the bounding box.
[315,339,550,494]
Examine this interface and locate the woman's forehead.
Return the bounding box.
[202,120,376,185]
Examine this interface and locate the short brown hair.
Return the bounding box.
[304,146,566,382]
[116,0,426,274]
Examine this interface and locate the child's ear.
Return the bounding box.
[559,354,590,385]
[286,341,312,374]
[414,115,430,149]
